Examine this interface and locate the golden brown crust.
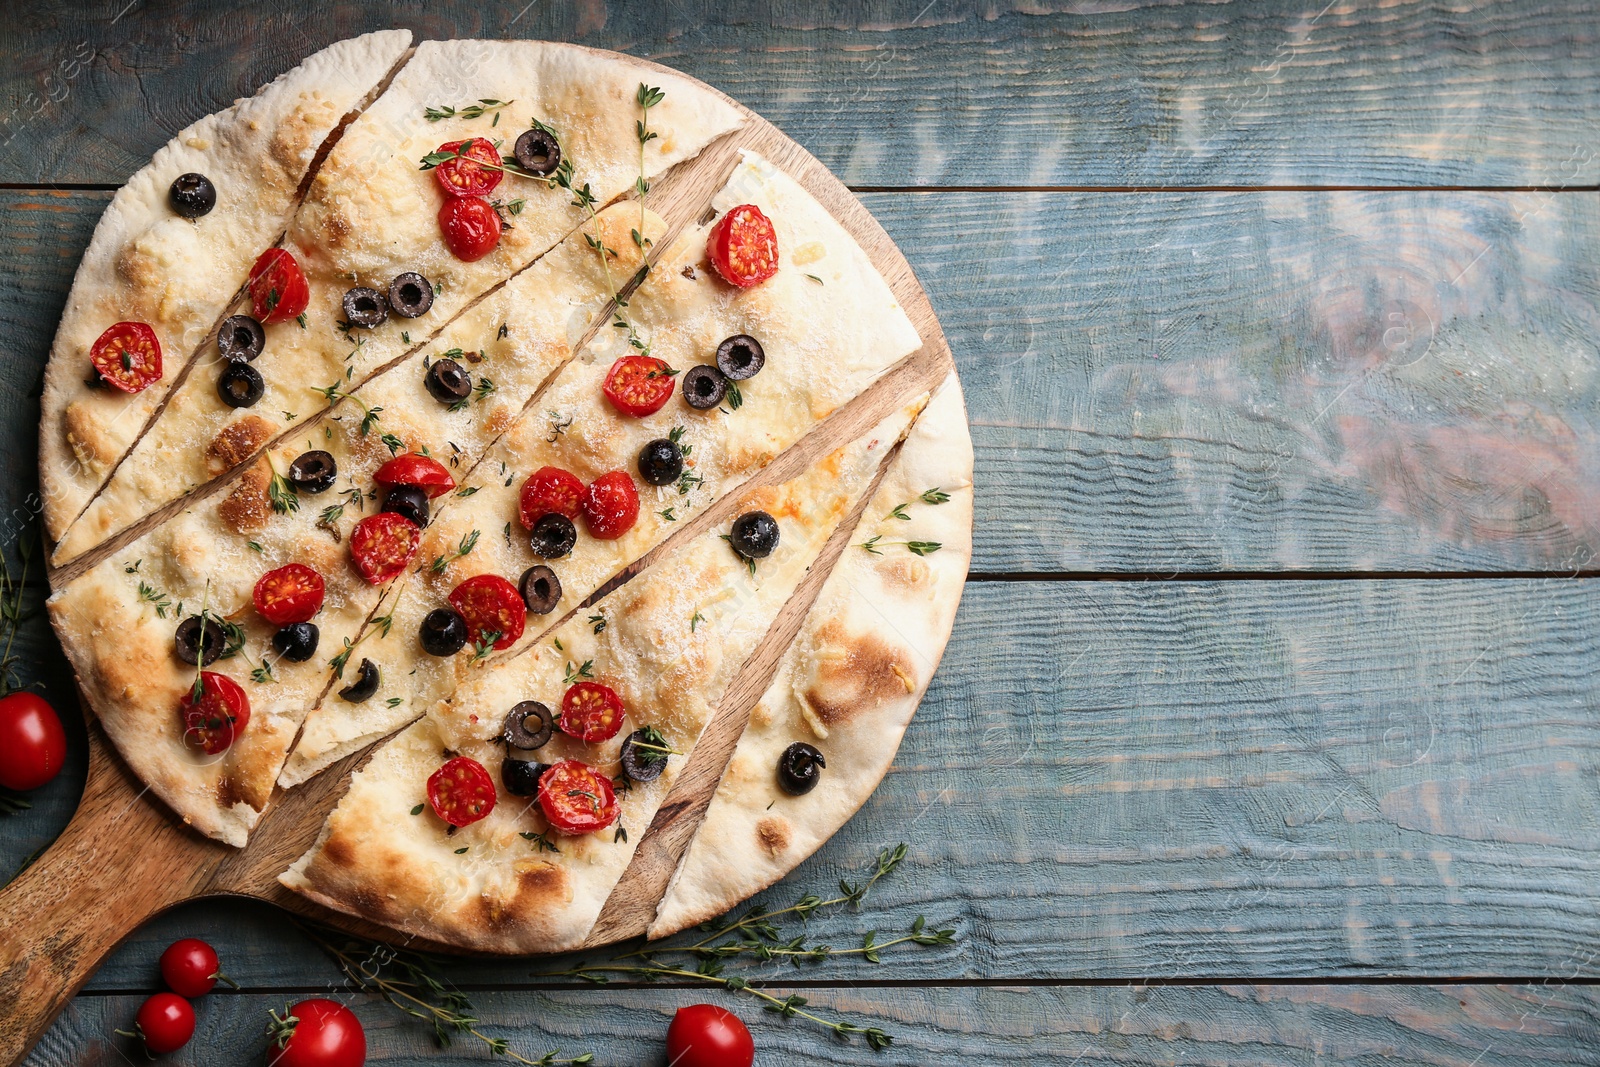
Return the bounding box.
[217,463,272,534]
[206,416,277,474]
[799,620,918,730]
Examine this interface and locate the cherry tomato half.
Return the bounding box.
[179,672,251,755]
[448,574,526,652]
[160,938,222,999]
[581,470,639,540]
[439,195,502,261]
[666,1003,755,1067]
[537,759,619,835]
[248,248,311,325]
[427,756,497,827]
[432,137,503,198]
[374,453,456,498]
[601,355,677,418]
[349,512,421,584]
[89,321,163,394]
[707,204,779,289]
[133,992,195,1055]
[253,564,325,626]
[518,466,586,527]
[268,998,366,1067]
[0,692,66,791]
[559,681,625,743]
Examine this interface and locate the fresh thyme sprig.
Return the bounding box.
[856,536,941,557]
[634,83,663,252]
[424,98,513,123]
[0,530,33,697]
[266,457,299,515]
[562,659,595,685]
[429,529,481,575]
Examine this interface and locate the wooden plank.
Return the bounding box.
[27,984,1600,1066]
[3,1,1599,188]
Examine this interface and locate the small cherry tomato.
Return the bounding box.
[132,992,195,1055]
[601,355,677,418]
[518,466,586,527]
[0,692,67,791]
[374,453,456,498]
[160,938,223,999]
[559,681,625,743]
[537,759,619,835]
[581,471,639,540]
[179,672,250,755]
[667,1004,755,1067]
[348,512,421,584]
[707,204,779,289]
[253,564,325,626]
[248,248,311,325]
[268,997,366,1067]
[439,195,502,261]
[427,756,497,827]
[432,137,503,198]
[448,574,526,652]
[89,321,163,394]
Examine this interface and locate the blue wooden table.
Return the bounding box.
[3,2,1598,1063]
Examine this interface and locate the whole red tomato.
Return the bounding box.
[132,992,195,1055]
[0,692,67,791]
[268,998,366,1067]
[160,937,223,998]
[666,1003,754,1067]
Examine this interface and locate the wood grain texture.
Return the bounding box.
[4,1,1599,188]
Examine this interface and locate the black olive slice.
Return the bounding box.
[174,615,226,666]
[288,450,338,494]
[530,514,577,559]
[681,365,728,410]
[729,510,779,560]
[503,700,555,750]
[425,358,472,404]
[715,334,765,381]
[637,438,683,486]
[777,742,825,795]
[420,608,469,656]
[502,758,549,796]
[342,286,389,328]
[620,728,669,783]
[338,657,380,702]
[513,127,562,176]
[272,622,320,662]
[388,272,435,318]
[217,314,265,362]
[518,566,562,614]
[218,362,264,408]
[382,484,430,528]
[169,172,217,219]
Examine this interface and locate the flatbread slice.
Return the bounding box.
[280,400,923,952]
[650,373,972,936]
[50,39,742,565]
[40,30,413,548]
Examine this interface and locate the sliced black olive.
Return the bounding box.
[288,450,338,494]
[169,172,216,219]
[218,362,264,408]
[637,438,683,487]
[503,700,555,750]
[518,565,562,614]
[513,127,562,176]
[217,314,265,362]
[174,615,226,666]
[502,758,549,796]
[420,608,469,656]
[530,514,577,559]
[338,657,380,702]
[620,729,668,783]
[777,742,825,796]
[382,484,430,528]
[272,622,320,662]
[715,334,765,381]
[425,358,472,404]
[681,364,727,410]
[729,510,779,560]
[388,272,435,318]
[342,286,388,328]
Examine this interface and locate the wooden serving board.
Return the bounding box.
[0,45,958,1066]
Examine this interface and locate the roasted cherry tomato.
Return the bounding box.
[432,137,503,198]
[427,756,497,827]
[448,574,526,651]
[131,992,195,1055]
[707,204,779,288]
[581,470,639,540]
[601,355,677,417]
[268,997,366,1067]
[349,512,421,584]
[439,195,502,261]
[160,938,224,999]
[537,759,619,835]
[90,321,163,394]
[0,692,66,791]
[179,672,251,755]
[666,1003,756,1067]
[253,563,325,626]
[248,248,311,325]
[559,681,625,743]
[374,453,456,498]
[518,466,586,527]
